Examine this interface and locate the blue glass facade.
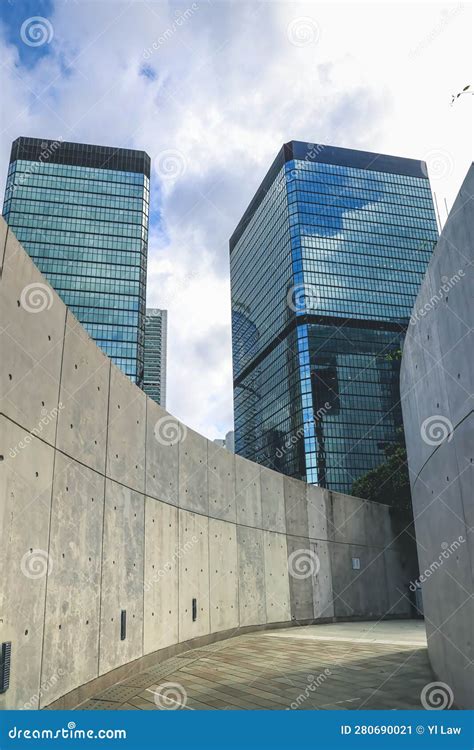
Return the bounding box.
[230,142,439,493]
[2,137,150,384]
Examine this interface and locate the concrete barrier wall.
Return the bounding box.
[0,218,416,710]
[400,165,474,709]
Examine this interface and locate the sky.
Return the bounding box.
[0,0,472,440]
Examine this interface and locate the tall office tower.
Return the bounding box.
[143,308,167,407]
[2,136,150,385]
[230,142,438,493]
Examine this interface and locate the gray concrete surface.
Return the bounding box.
[401,165,474,709]
[0,219,419,709]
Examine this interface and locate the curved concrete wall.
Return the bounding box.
[400,165,474,709]
[0,218,416,710]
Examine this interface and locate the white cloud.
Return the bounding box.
[0,0,471,439]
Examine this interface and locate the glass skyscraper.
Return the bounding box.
[2,136,150,384]
[230,141,439,493]
[143,308,168,407]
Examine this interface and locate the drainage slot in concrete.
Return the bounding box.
[0,642,12,693]
[120,610,127,641]
[192,598,197,622]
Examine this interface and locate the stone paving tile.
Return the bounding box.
[118,672,159,689]
[93,685,141,703]
[84,621,435,711]
[77,700,126,710]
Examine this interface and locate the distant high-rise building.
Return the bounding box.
[213,431,235,452]
[225,430,235,453]
[2,136,150,385]
[230,141,439,493]
[143,308,167,407]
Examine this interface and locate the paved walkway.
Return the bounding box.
[78,620,433,710]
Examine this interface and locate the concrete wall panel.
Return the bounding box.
[284,477,308,537]
[307,485,329,540]
[106,367,146,494]
[143,498,179,653]
[311,540,334,619]
[99,480,144,675]
[263,531,290,623]
[235,456,262,528]
[330,493,367,546]
[209,519,238,632]
[56,312,110,474]
[330,542,388,618]
[41,454,104,705]
[260,467,286,533]
[286,535,314,622]
[178,510,210,641]
[0,230,65,443]
[237,526,266,626]
[0,418,54,710]
[145,401,179,506]
[208,442,236,523]
[178,428,209,515]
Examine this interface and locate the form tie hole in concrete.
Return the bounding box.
[35,472,39,478]
[8,374,12,380]
[48,335,51,341]
[41,401,44,407]
[24,630,28,636]
[17,300,20,307]
[74,364,78,370]
[0,456,3,462]
[97,386,100,391]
